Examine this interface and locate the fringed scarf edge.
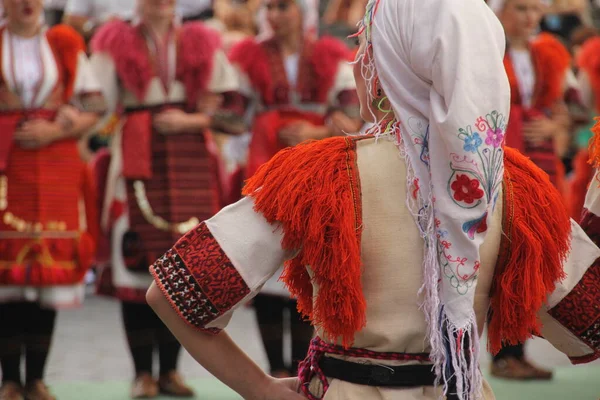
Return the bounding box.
[487,147,571,355]
[587,118,600,168]
[243,136,366,348]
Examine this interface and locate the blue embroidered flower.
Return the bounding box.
[463,133,482,153]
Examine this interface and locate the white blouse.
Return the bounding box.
[11,35,43,107]
[510,48,536,108]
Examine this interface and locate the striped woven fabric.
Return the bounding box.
[125,125,219,265]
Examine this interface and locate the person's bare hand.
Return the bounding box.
[523,117,557,146]
[56,105,79,131]
[328,111,362,135]
[153,109,190,135]
[259,377,306,400]
[14,119,62,149]
[279,122,325,146]
[198,93,224,115]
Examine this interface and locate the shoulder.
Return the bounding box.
[228,38,264,62]
[531,33,571,71]
[243,136,358,195]
[180,21,219,38]
[179,21,222,54]
[577,37,600,73]
[46,24,85,52]
[90,19,135,53]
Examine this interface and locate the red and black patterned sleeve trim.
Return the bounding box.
[548,208,600,363]
[150,222,251,334]
[548,257,600,363]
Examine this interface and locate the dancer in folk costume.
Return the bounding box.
[0,1,105,399]
[568,34,600,219]
[146,0,600,399]
[487,0,575,378]
[227,0,361,377]
[489,0,572,189]
[227,0,361,186]
[89,0,242,397]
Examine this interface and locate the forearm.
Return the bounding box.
[64,112,99,139]
[313,125,333,139]
[183,112,212,133]
[146,282,269,400]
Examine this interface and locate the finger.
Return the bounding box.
[18,140,41,149]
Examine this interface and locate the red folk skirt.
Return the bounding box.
[97,107,220,302]
[0,110,98,287]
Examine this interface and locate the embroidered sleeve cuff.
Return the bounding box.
[548,256,600,361]
[149,222,251,334]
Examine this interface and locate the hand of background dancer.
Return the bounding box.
[153,109,191,135]
[327,111,363,136]
[279,122,330,146]
[14,119,63,149]
[56,105,79,132]
[197,93,224,115]
[523,116,558,146]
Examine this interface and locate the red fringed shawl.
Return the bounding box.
[91,20,220,107]
[505,34,570,110]
[244,135,572,352]
[586,118,600,168]
[46,24,86,102]
[229,36,351,105]
[488,147,571,354]
[243,136,366,348]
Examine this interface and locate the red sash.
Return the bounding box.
[122,111,153,179]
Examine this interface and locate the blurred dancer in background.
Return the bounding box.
[145,0,600,398]
[568,30,600,219]
[62,0,135,43]
[90,0,242,397]
[227,0,362,377]
[0,0,105,399]
[489,0,573,380]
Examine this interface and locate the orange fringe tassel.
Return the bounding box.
[488,147,571,355]
[586,118,600,168]
[243,136,366,348]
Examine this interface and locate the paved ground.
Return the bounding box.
[23,293,600,399]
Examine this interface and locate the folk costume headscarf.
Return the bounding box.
[358,0,510,397]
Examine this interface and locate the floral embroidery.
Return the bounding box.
[450,110,506,224]
[451,174,484,204]
[485,127,504,148]
[463,132,482,153]
[438,111,506,290]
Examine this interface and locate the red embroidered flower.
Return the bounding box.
[451,175,484,204]
[476,216,488,233]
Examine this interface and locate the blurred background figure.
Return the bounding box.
[211,0,259,51]
[540,0,592,41]
[177,0,214,22]
[62,0,136,43]
[565,26,599,219]
[89,0,243,397]
[43,0,65,26]
[488,0,573,380]
[225,0,362,377]
[0,0,105,399]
